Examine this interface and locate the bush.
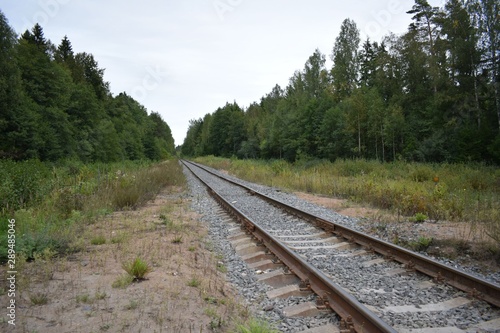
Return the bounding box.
[122,257,152,280]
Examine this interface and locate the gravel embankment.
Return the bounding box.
[182,162,500,332]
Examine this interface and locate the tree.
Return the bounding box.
[407,0,444,94]
[331,18,360,102]
[0,11,39,159]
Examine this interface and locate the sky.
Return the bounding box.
[2,0,445,146]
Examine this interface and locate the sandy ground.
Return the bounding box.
[1,187,248,333]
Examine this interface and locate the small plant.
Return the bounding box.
[171,235,183,244]
[122,257,152,280]
[410,236,433,252]
[159,214,172,227]
[187,276,201,288]
[30,292,48,305]
[412,212,428,223]
[188,246,196,252]
[94,291,107,300]
[125,299,139,310]
[110,233,126,244]
[90,235,106,245]
[112,274,134,289]
[76,293,92,304]
[216,262,227,273]
[235,318,280,333]
[100,324,111,331]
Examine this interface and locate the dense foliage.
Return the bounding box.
[0,11,175,162]
[182,0,500,164]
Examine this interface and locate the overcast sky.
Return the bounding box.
[2,0,445,146]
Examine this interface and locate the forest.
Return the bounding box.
[0,10,176,163]
[182,0,500,164]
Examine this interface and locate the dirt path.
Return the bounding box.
[1,187,247,333]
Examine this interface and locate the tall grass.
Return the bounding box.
[194,156,500,243]
[0,159,186,262]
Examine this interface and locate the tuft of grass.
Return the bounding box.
[122,257,152,280]
[411,212,428,223]
[90,235,106,245]
[187,276,201,288]
[110,233,127,244]
[94,291,107,300]
[112,274,134,289]
[30,292,48,305]
[235,318,281,333]
[76,293,92,304]
[216,262,227,273]
[171,235,183,244]
[125,299,139,310]
[409,236,433,252]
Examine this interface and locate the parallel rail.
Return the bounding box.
[182,160,500,309]
[182,160,397,333]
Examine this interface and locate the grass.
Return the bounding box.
[194,156,500,250]
[122,257,152,280]
[30,292,49,305]
[235,318,281,333]
[0,159,186,264]
[171,235,183,244]
[76,293,92,304]
[112,274,134,289]
[90,235,106,245]
[187,276,201,288]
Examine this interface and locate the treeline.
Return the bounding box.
[0,11,175,162]
[182,0,500,164]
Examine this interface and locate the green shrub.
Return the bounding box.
[122,257,152,280]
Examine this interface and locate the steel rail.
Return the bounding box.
[182,160,500,308]
[182,160,397,333]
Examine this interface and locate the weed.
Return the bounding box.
[412,213,428,223]
[188,246,196,252]
[235,318,280,333]
[100,324,111,331]
[172,235,183,244]
[125,299,139,310]
[76,293,92,304]
[217,262,227,273]
[110,233,127,244]
[90,235,106,245]
[410,236,433,252]
[122,257,152,280]
[187,276,201,288]
[112,274,134,289]
[30,292,48,305]
[94,291,107,300]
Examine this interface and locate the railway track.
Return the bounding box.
[181,160,500,333]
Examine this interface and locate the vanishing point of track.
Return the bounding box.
[181,160,500,333]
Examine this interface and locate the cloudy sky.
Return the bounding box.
[2,0,445,146]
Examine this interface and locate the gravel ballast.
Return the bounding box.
[182,161,500,333]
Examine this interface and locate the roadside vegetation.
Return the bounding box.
[193,156,500,251]
[0,159,185,263]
